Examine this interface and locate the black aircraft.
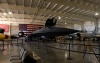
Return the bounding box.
[32,27,79,37]
[32,17,79,37]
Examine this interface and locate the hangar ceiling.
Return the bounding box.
[0,0,100,26]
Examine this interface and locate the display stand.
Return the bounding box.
[67,43,72,60]
[82,37,99,63]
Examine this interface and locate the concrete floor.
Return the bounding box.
[0,40,99,63]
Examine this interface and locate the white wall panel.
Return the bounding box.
[10,24,19,35]
[74,24,81,30]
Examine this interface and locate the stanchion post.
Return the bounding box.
[1,40,5,51]
[67,43,72,60]
[45,40,49,54]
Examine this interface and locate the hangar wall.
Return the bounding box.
[0,19,98,35]
[0,21,10,35]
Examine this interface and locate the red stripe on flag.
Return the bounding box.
[27,26,33,28]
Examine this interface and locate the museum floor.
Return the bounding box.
[0,40,99,63]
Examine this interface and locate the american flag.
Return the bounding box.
[19,24,43,35]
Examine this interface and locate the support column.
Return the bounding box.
[9,23,11,35]
[95,18,99,34]
[81,21,85,31]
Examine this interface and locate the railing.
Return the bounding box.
[30,37,100,63]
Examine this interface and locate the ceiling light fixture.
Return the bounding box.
[3,13,6,15]
[65,23,67,24]
[58,16,61,19]
[74,1,77,2]
[95,12,99,15]
[9,12,13,14]
[80,2,83,4]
